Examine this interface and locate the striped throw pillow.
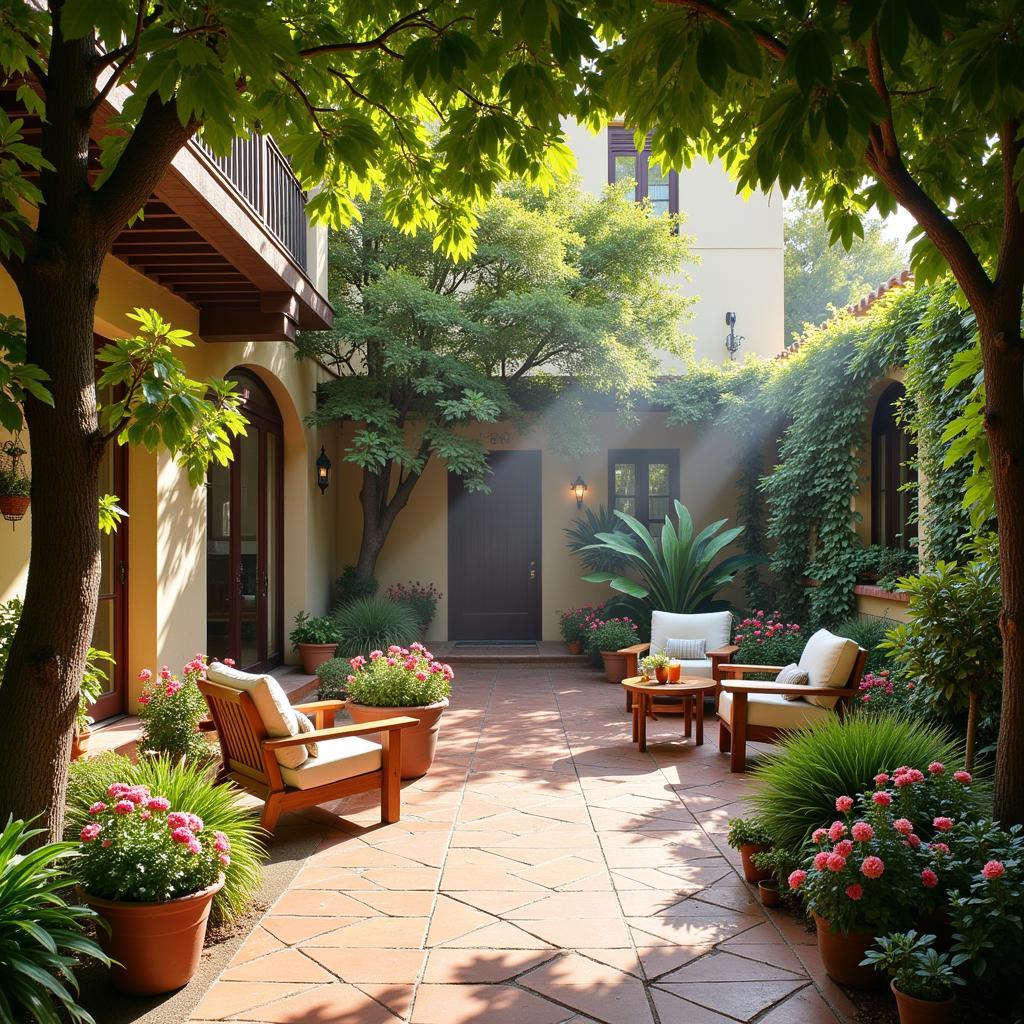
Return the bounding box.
[776,663,811,701]
[665,637,706,660]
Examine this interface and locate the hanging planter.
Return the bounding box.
[0,440,30,527]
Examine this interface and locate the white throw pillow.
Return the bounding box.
[206,661,308,768]
[295,711,319,758]
[775,662,810,701]
[665,637,707,660]
[797,630,860,709]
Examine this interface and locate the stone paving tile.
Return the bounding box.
[187,665,844,1023]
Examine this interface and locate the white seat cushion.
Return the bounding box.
[651,611,732,656]
[797,630,860,709]
[279,736,382,791]
[718,687,831,730]
[207,661,307,769]
[677,658,714,680]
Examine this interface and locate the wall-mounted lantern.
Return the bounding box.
[570,475,588,509]
[725,311,745,360]
[316,446,332,494]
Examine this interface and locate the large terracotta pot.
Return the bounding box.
[82,876,223,995]
[297,642,337,675]
[813,913,885,990]
[566,639,583,656]
[600,650,629,683]
[739,842,770,883]
[347,698,448,778]
[891,980,956,1024]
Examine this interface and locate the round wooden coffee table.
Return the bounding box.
[621,676,717,752]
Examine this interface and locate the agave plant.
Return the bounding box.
[582,501,762,619]
[564,504,634,574]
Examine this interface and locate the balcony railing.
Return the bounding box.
[198,134,308,268]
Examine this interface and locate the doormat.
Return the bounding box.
[453,641,538,648]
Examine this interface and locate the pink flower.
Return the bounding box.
[107,782,130,798]
[982,860,1005,880]
[160,666,171,680]
[415,671,428,681]
[873,791,893,807]
[921,869,938,888]
[139,810,151,820]
[861,856,885,879]
[873,773,890,785]
[788,869,807,890]
[167,811,192,831]
[171,826,196,845]
[954,770,972,784]
[828,820,848,842]
[80,823,102,842]
[933,817,954,832]
[88,802,107,816]
[369,650,383,660]
[835,795,854,813]
[146,796,170,811]
[138,668,152,682]
[165,679,182,697]
[892,818,914,836]
[845,883,863,901]
[826,853,847,872]
[101,838,112,848]
[187,839,202,855]
[124,785,150,804]
[112,800,134,815]
[811,828,829,844]
[213,831,231,853]
[906,834,922,849]
[851,822,874,842]
[223,657,236,666]
[219,853,231,867]
[834,840,854,857]
[813,851,830,871]
[928,762,945,775]
[930,841,950,855]
[349,655,366,669]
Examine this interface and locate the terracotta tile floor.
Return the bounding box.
[189,664,855,1024]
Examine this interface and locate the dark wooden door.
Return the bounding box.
[448,451,541,641]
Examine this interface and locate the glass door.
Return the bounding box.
[206,371,283,671]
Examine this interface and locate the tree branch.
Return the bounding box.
[299,9,430,58]
[994,118,1024,308]
[657,0,787,60]
[86,0,146,118]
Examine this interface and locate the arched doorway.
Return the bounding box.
[206,369,284,670]
[871,381,918,549]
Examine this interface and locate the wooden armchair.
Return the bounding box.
[717,632,868,773]
[200,680,417,832]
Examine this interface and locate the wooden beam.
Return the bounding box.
[199,308,296,342]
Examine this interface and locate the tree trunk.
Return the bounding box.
[983,319,1024,826]
[965,689,977,772]
[355,463,426,579]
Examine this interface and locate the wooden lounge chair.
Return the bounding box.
[620,610,738,713]
[717,629,868,773]
[199,662,417,832]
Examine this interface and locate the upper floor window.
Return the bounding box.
[607,127,678,218]
[609,449,680,533]
[871,382,918,550]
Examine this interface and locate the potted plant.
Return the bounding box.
[72,647,113,760]
[345,643,453,778]
[639,651,671,683]
[727,817,773,883]
[751,847,797,907]
[289,610,339,674]
[861,931,964,1024]
[0,441,30,524]
[558,605,603,655]
[76,780,231,994]
[137,655,214,764]
[586,617,639,682]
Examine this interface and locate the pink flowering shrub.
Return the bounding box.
[76,781,229,902]
[585,617,639,665]
[136,655,211,762]
[856,670,916,717]
[558,603,607,644]
[345,644,453,707]
[733,611,803,674]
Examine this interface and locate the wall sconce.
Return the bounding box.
[570,475,588,509]
[725,311,745,360]
[316,446,332,494]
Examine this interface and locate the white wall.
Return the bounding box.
[562,120,784,365]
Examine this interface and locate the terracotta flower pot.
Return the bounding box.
[0,495,30,521]
[739,842,770,883]
[891,980,956,1024]
[758,879,781,907]
[566,639,583,656]
[297,642,338,675]
[71,727,91,761]
[81,876,224,995]
[347,698,448,778]
[600,650,629,683]
[813,913,885,990]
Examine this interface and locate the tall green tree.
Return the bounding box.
[0,0,609,840]
[785,193,908,340]
[603,0,1024,825]
[299,181,692,577]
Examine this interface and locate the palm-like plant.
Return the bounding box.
[564,504,634,573]
[582,501,762,619]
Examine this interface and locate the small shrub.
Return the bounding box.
[855,670,917,717]
[726,817,771,849]
[316,658,351,702]
[66,755,264,925]
[384,581,442,632]
[862,932,965,1000]
[564,504,633,574]
[136,655,211,762]
[289,611,340,647]
[335,565,379,606]
[558,604,605,644]
[734,611,804,676]
[833,615,895,674]
[333,597,419,658]
[750,713,968,855]
[0,817,111,1024]
[346,644,453,707]
[585,617,639,667]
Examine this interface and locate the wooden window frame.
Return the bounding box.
[608,449,681,527]
[607,127,679,216]
[871,382,918,550]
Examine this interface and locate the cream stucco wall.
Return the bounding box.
[335,410,748,642]
[562,120,785,365]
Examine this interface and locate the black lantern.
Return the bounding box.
[570,475,588,509]
[315,446,332,494]
[725,311,745,360]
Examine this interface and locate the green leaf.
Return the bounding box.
[849,0,885,39]
[877,0,910,66]
[696,34,728,95]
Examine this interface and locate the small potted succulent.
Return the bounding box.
[586,617,639,682]
[345,643,453,778]
[76,781,231,994]
[72,647,113,760]
[0,441,30,524]
[639,651,671,683]
[289,610,339,674]
[727,817,773,883]
[861,931,964,1024]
